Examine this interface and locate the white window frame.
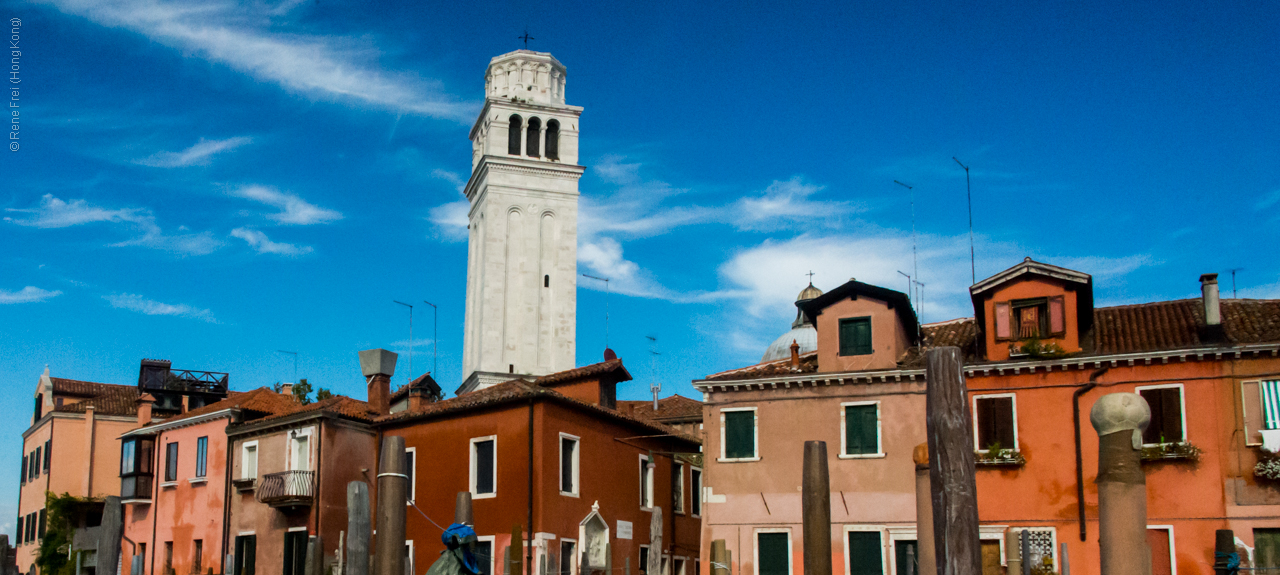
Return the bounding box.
[470,435,498,499]
[673,556,688,575]
[839,401,885,459]
[476,536,496,575]
[405,446,417,505]
[286,427,315,471]
[718,407,760,462]
[885,527,918,575]
[841,525,887,575]
[559,538,577,575]
[406,539,415,575]
[976,525,1007,566]
[1135,384,1188,445]
[971,393,1019,452]
[753,528,793,575]
[559,433,580,497]
[1147,525,1177,575]
[673,462,685,515]
[639,544,651,573]
[690,467,703,518]
[639,454,655,510]
[241,441,259,480]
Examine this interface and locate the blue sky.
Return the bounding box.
[2,0,1278,533]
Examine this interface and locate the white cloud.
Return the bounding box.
[427,200,470,242]
[1256,190,1280,211]
[431,169,467,192]
[232,185,342,225]
[38,0,475,121]
[0,286,64,304]
[230,227,313,256]
[112,229,224,256]
[136,136,253,167]
[5,194,150,228]
[103,293,219,323]
[732,176,859,231]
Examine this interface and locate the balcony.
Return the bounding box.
[256,470,315,508]
[138,360,229,395]
[121,474,153,503]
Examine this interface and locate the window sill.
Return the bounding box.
[717,456,760,463]
[188,477,207,485]
[121,498,151,505]
[471,491,496,500]
[559,491,580,498]
[160,482,178,489]
[838,453,887,459]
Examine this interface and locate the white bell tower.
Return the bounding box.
[459,49,583,394]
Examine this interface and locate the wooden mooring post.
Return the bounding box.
[347,481,371,575]
[925,347,982,575]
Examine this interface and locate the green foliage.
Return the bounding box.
[1010,338,1069,359]
[292,379,314,405]
[974,442,1027,466]
[37,492,97,575]
[315,387,333,401]
[1142,441,1202,462]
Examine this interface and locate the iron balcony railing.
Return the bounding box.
[138,364,229,395]
[255,470,315,507]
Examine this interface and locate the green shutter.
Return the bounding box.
[840,318,872,356]
[848,532,883,575]
[724,411,755,459]
[757,533,789,575]
[845,405,878,455]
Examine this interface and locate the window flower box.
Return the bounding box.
[1255,454,1280,481]
[1140,441,1201,462]
[975,448,1026,467]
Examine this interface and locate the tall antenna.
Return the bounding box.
[894,180,919,320]
[915,281,926,326]
[953,157,976,284]
[582,274,611,349]
[646,335,661,410]
[393,300,414,386]
[275,350,297,383]
[1229,268,1244,299]
[423,300,438,378]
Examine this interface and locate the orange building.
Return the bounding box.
[375,357,702,575]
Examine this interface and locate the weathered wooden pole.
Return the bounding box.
[376,437,409,575]
[97,496,123,575]
[1090,393,1152,575]
[710,541,728,575]
[802,441,832,575]
[924,347,981,575]
[456,492,474,526]
[1214,530,1235,575]
[347,481,372,575]
[912,445,937,575]
[511,525,524,575]
[648,508,664,575]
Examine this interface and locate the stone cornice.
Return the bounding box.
[693,368,927,393]
[470,98,583,140]
[464,156,585,202]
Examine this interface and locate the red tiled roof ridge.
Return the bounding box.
[157,387,296,424]
[703,351,817,379]
[535,358,631,385]
[50,377,134,397]
[922,317,974,327]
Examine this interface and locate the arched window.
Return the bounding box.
[508,115,522,155]
[545,120,560,160]
[544,275,550,288]
[526,117,541,158]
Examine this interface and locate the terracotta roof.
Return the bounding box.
[51,378,132,398]
[56,387,141,417]
[391,373,442,403]
[703,351,818,381]
[800,280,920,345]
[158,388,297,424]
[376,379,699,446]
[535,359,632,386]
[255,395,379,423]
[618,395,703,422]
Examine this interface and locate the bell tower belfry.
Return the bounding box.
[460,50,583,394]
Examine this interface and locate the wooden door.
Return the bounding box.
[980,541,1003,575]
[1147,529,1172,575]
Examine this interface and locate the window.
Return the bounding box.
[1138,385,1185,445]
[559,540,576,575]
[193,540,203,574]
[164,541,174,573]
[15,517,21,545]
[893,540,919,575]
[639,455,655,509]
[233,535,255,575]
[405,447,416,504]
[165,442,179,483]
[1262,380,1280,431]
[845,530,883,575]
[33,447,41,478]
[755,531,791,575]
[471,436,497,497]
[673,463,684,514]
[289,430,311,471]
[1256,529,1280,573]
[283,531,307,575]
[690,468,702,517]
[242,442,258,480]
[508,115,523,155]
[195,437,208,478]
[545,120,560,160]
[721,408,757,461]
[839,317,872,356]
[545,275,550,288]
[560,434,579,496]
[33,394,42,422]
[526,117,541,157]
[1147,527,1175,575]
[43,440,50,472]
[972,395,1017,451]
[475,537,495,575]
[639,546,650,574]
[1015,528,1057,572]
[20,455,26,485]
[994,296,1065,341]
[842,402,882,457]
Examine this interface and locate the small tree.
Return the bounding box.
[292,379,314,405]
[315,387,333,401]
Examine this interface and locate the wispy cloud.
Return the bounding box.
[232,185,342,225]
[6,194,223,256]
[38,0,474,121]
[112,229,224,256]
[103,293,219,323]
[230,227,313,256]
[731,176,860,231]
[431,169,467,192]
[136,136,253,167]
[0,286,64,304]
[1256,190,1280,211]
[427,200,469,242]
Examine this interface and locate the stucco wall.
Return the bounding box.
[979,276,1081,362]
[814,296,913,373]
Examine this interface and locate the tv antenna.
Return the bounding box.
[953,157,976,284]
[894,180,919,319]
[275,350,297,383]
[914,280,926,326]
[393,300,414,386]
[646,335,661,410]
[423,300,438,378]
[582,274,611,349]
[1229,268,1244,299]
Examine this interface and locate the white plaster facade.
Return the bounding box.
[460,50,583,393]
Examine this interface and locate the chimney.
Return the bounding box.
[1201,273,1221,325]
[406,389,428,412]
[281,383,294,399]
[790,339,801,367]
[136,393,156,426]
[359,349,397,416]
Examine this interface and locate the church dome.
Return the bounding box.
[760,282,825,363]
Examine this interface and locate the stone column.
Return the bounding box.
[802,441,832,575]
[375,437,408,575]
[97,496,123,575]
[912,444,936,575]
[1089,393,1152,575]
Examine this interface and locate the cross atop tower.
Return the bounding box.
[518,31,535,49]
[806,270,816,284]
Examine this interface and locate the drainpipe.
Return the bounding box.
[150,433,161,575]
[314,419,325,538]
[527,399,535,575]
[221,415,236,575]
[1073,367,1108,542]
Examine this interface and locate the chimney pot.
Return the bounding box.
[790,339,801,367]
[281,383,294,397]
[358,349,397,416]
[1201,273,1221,326]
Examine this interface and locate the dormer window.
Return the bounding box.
[994,296,1065,341]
